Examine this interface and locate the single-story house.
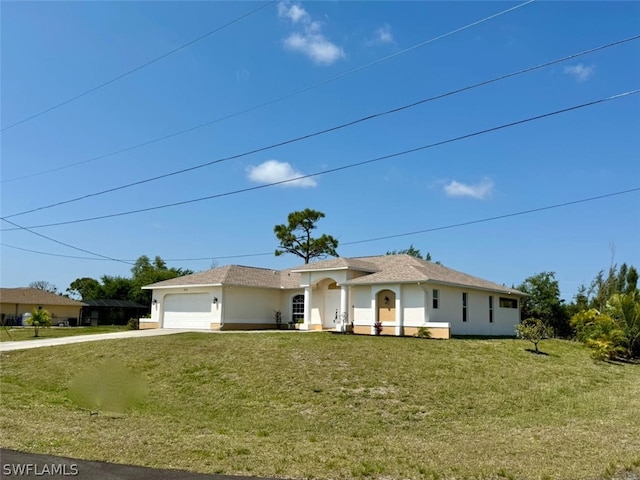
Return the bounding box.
[141,255,525,338]
[80,299,149,326]
[0,287,86,326]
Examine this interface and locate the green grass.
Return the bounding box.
[0,325,128,342]
[1,333,639,479]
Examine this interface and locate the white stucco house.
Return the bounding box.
[141,254,525,338]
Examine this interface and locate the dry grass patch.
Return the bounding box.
[1,333,639,479]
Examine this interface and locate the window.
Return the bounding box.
[499,297,518,309]
[489,296,494,323]
[292,294,305,323]
[432,289,439,309]
[462,292,468,322]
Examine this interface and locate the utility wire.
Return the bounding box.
[4,34,638,219]
[2,89,638,232]
[0,1,275,133]
[2,187,638,262]
[1,0,534,183]
[341,188,640,246]
[0,218,132,264]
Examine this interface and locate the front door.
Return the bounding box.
[323,290,340,329]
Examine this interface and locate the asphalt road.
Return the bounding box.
[0,449,274,480]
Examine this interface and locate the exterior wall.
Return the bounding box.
[352,286,374,327]
[350,282,519,337]
[224,287,280,327]
[139,321,159,330]
[429,285,520,336]
[402,325,450,339]
[0,303,81,324]
[401,284,427,326]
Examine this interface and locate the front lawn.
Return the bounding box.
[0,325,128,342]
[1,333,638,479]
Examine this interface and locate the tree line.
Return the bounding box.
[518,264,639,359]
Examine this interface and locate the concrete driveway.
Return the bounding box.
[0,328,193,352]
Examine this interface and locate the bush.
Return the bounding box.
[571,293,640,360]
[372,321,383,336]
[126,318,139,330]
[415,326,432,339]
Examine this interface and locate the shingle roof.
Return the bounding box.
[142,255,523,295]
[143,265,301,290]
[340,255,525,295]
[291,257,379,272]
[0,288,86,306]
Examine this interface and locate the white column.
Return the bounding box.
[370,289,377,335]
[301,286,312,330]
[339,285,348,332]
[395,285,403,336]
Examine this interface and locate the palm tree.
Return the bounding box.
[26,307,51,338]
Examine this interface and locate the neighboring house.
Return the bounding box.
[80,299,149,326]
[142,255,525,337]
[0,288,86,326]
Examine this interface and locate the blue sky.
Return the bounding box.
[1,1,639,300]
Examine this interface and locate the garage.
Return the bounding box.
[163,293,212,330]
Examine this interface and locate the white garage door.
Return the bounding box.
[163,293,212,330]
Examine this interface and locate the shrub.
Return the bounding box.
[415,326,432,339]
[571,293,640,360]
[126,318,139,330]
[373,321,383,336]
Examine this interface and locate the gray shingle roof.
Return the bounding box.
[340,255,525,295]
[0,288,86,306]
[142,255,523,295]
[291,257,378,272]
[143,265,301,290]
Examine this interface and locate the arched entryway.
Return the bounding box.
[321,280,341,329]
[377,289,396,326]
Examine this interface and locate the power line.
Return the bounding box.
[3,187,638,262]
[0,1,275,133]
[0,218,132,264]
[2,88,638,232]
[341,188,640,246]
[0,243,114,261]
[1,0,534,183]
[5,34,638,220]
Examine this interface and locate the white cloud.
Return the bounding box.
[277,2,345,66]
[284,32,345,65]
[247,160,317,188]
[564,63,595,82]
[366,24,394,46]
[277,2,309,24]
[443,178,494,199]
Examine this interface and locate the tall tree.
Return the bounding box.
[626,266,639,294]
[66,277,103,300]
[66,255,193,305]
[386,245,432,261]
[518,272,570,337]
[129,255,193,305]
[274,209,338,264]
[29,281,58,294]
